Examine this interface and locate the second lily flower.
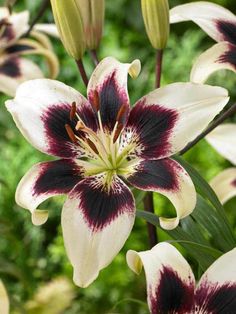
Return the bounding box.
[6,57,229,287]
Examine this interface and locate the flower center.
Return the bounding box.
[65,101,137,179]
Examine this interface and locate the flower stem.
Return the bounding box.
[180,102,236,155]
[76,59,89,87]
[144,49,164,248]
[155,49,163,89]
[90,49,99,67]
[24,0,50,37]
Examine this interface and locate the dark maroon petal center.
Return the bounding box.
[71,176,134,232]
[0,20,14,42]
[217,43,236,70]
[89,71,129,132]
[216,20,236,45]
[0,56,21,78]
[150,266,194,314]
[33,159,83,196]
[195,281,236,313]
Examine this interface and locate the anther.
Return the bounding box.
[113,123,123,143]
[91,90,100,112]
[87,138,99,154]
[70,102,77,121]
[65,124,77,143]
[116,104,127,124]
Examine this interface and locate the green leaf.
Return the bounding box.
[174,156,236,249]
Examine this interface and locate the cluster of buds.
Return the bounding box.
[50,0,105,61]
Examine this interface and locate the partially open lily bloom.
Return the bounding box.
[0,7,59,96]
[6,57,229,287]
[206,124,236,204]
[0,280,9,314]
[170,1,236,83]
[127,242,236,314]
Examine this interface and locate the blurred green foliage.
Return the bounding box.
[0,0,236,313]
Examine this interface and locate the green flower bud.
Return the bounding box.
[141,0,169,50]
[76,0,105,50]
[50,0,86,60]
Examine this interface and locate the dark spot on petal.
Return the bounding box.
[128,159,179,191]
[231,179,236,187]
[0,56,20,77]
[216,20,236,45]
[218,43,236,70]
[41,103,97,158]
[0,21,14,41]
[33,159,83,196]
[150,266,194,314]
[195,280,236,314]
[72,176,134,231]
[89,71,129,131]
[6,44,35,54]
[124,100,178,159]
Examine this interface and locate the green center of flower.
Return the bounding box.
[65,102,137,184]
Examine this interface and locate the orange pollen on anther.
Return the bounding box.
[86,138,99,154]
[91,90,100,112]
[70,102,77,121]
[113,123,123,144]
[65,124,77,143]
[116,103,127,124]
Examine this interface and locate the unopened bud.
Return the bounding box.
[141,0,169,50]
[50,0,85,60]
[76,0,105,50]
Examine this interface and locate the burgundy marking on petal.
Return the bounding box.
[215,20,236,45]
[128,159,179,192]
[150,266,194,314]
[0,21,14,41]
[33,159,83,196]
[41,103,97,158]
[71,176,134,231]
[218,43,236,70]
[195,280,236,313]
[124,100,178,159]
[231,179,236,187]
[6,44,35,54]
[89,72,129,131]
[0,56,20,77]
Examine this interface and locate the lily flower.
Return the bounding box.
[0,280,9,314]
[127,242,236,314]
[0,7,59,97]
[206,123,236,204]
[6,57,229,287]
[170,1,236,83]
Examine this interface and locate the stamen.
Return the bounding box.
[91,90,100,112]
[70,102,77,121]
[116,103,127,124]
[65,124,77,143]
[87,138,99,154]
[75,121,86,131]
[113,123,123,143]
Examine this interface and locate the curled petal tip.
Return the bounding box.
[31,209,49,226]
[126,250,143,275]
[159,216,180,230]
[129,59,141,79]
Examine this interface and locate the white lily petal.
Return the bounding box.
[126,243,195,314]
[210,168,236,204]
[170,2,236,43]
[206,123,236,165]
[33,23,60,38]
[0,8,9,20]
[0,280,9,314]
[191,42,236,83]
[131,83,229,157]
[62,174,135,288]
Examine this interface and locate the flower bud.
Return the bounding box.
[50,0,85,60]
[141,0,169,50]
[76,0,105,50]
